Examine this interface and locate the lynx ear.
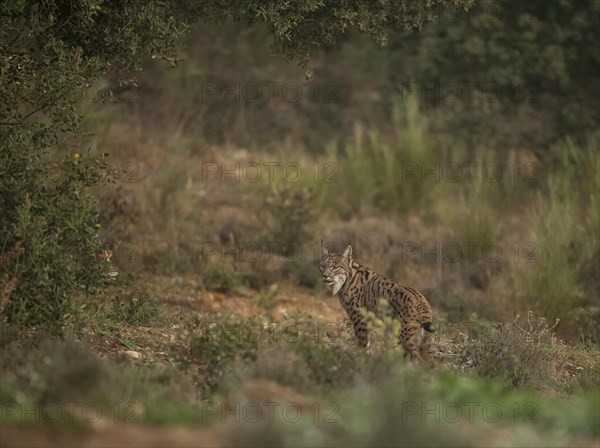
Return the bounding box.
[341,244,352,261]
[321,239,329,255]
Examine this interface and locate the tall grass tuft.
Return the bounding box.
[330,97,434,214]
[514,137,599,325]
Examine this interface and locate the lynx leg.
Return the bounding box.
[351,314,369,348]
[420,329,434,367]
[400,321,421,361]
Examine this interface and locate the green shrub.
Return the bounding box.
[297,339,359,388]
[0,150,115,328]
[260,178,319,250]
[202,265,240,293]
[190,314,262,395]
[0,0,196,329]
[255,284,279,314]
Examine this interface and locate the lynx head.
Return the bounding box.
[319,240,353,296]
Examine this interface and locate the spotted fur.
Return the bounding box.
[320,242,434,364]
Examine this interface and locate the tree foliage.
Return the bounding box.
[385,0,600,150]
[195,0,475,67]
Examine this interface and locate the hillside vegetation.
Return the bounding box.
[1,1,599,446]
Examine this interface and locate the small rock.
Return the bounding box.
[122,350,142,360]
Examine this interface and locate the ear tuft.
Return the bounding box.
[321,239,329,255]
[341,244,352,261]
